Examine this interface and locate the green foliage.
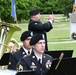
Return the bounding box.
[0,0,74,22]
[57,0,73,17]
[40,0,59,14]
[15,0,41,21]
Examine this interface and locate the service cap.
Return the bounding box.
[30,34,45,45]
[29,9,40,16]
[20,31,33,41]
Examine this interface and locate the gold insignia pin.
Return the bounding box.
[22,52,25,54]
[19,64,23,71]
[9,62,11,65]
[32,56,35,58]
[32,62,35,66]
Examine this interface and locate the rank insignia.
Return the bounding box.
[30,62,37,70]
[19,64,23,71]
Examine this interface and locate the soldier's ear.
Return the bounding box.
[32,45,35,49]
[32,45,34,49]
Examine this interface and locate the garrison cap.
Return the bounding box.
[20,31,33,41]
[29,9,40,16]
[30,34,45,45]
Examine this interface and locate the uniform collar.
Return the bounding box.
[34,54,42,61]
[22,46,32,55]
[30,18,40,22]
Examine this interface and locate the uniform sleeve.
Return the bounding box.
[8,53,17,70]
[18,58,28,70]
[28,21,53,32]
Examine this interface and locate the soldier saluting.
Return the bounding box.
[28,9,54,51]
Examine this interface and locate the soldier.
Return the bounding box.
[18,34,53,75]
[28,9,54,51]
[8,31,33,70]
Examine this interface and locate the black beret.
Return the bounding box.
[30,34,45,45]
[20,31,33,41]
[29,9,40,16]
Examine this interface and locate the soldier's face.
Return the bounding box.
[36,13,40,20]
[33,40,45,54]
[32,13,40,20]
[23,37,32,50]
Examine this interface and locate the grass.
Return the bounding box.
[12,14,76,57]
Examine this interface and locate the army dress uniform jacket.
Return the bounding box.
[8,47,28,70]
[18,52,53,75]
[28,19,53,51]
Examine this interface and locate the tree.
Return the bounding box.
[57,0,74,18]
[16,0,41,22]
[0,0,12,22]
[0,0,74,22]
[0,0,41,22]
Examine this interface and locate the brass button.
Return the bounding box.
[9,62,11,65]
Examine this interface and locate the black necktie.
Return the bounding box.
[28,51,30,54]
[39,59,42,64]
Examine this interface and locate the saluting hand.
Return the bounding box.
[48,15,54,22]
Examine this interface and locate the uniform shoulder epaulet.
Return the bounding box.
[44,53,50,56]
[23,54,30,58]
